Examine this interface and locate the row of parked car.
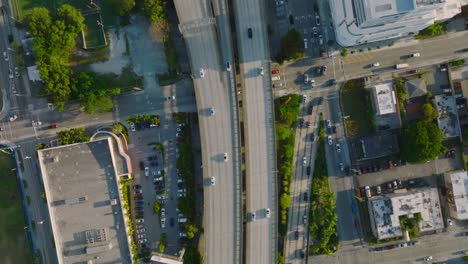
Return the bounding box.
[361,179,403,198]
[353,160,405,176]
[369,241,419,252]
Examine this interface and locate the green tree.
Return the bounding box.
[112,123,125,135]
[141,0,167,23]
[57,127,90,145]
[56,4,85,33]
[341,48,348,57]
[422,103,438,121]
[401,120,443,163]
[112,0,135,16]
[73,72,120,114]
[153,201,161,215]
[184,222,199,239]
[277,29,304,62]
[27,8,52,37]
[280,193,291,209]
[276,125,292,141]
[462,5,468,16]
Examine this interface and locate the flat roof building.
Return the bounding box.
[368,187,444,240]
[373,82,397,115]
[38,138,131,264]
[330,0,467,46]
[434,95,461,138]
[444,171,468,220]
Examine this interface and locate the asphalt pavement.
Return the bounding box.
[233,1,277,263]
[172,1,242,263]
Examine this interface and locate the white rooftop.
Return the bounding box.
[445,171,468,220]
[373,82,397,115]
[434,95,461,138]
[369,188,444,240]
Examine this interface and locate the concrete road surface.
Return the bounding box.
[173,1,242,263]
[233,1,277,264]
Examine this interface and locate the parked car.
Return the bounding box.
[306,166,311,175]
[327,136,332,145]
[265,208,271,218]
[295,230,299,240]
[247,28,253,38]
[303,192,308,202]
[250,212,256,221]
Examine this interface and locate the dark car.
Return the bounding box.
[299,250,305,258]
[170,218,175,227]
[134,195,144,200]
[306,166,311,175]
[303,192,308,202]
[133,184,142,190]
[295,230,299,240]
[308,106,313,115]
[313,3,318,12]
[248,28,253,38]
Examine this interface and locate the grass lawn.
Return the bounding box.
[341,79,375,138]
[83,13,106,48]
[0,152,32,264]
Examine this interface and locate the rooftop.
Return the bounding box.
[444,171,468,220]
[373,82,397,115]
[368,187,444,240]
[406,78,427,99]
[38,138,131,264]
[434,95,461,138]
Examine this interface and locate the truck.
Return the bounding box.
[395,63,409,69]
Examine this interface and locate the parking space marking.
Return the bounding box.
[342,53,375,65]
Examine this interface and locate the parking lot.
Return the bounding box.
[126,113,191,256]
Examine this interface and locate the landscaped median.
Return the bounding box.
[307,113,339,256]
[118,177,140,264]
[274,94,301,236]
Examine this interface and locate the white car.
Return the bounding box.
[161,208,165,218]
[209,107,215,116]
[136,219,144,223]
[372,62,380,67]
[303,215,307,223]
[161,218,166,228]
[327,135,332,145]
[144,167,149,177]
[226,61,231,71]
[326,119,331,128]
[130,123,135,132]
[8,69,13,79]
[411,52,420,57]
[423,256,432,262]
[302,157,307,166]
[265,208,271,218]
[199,68,205,78]
[14,67,19,77]
[250,212,256,221]
[336,143,341,153]
[209,176,215,186]
[223,153,228,162]
[9,115,18,122]
[312,27,317,35]
[302,94,307,102]
[310,79,316,88]
[136,228,146,234]
[138,239,147,244]
[259,67,264,75]
[179,232,187,237]
[3,51,8,61]
[137,234,145,239]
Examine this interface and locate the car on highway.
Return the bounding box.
[144,167,149,177]
[423,256,432,262]
[295,230,299,240]
[8,69,13,79]
[410,52,420,57]
[250,212,256,221]
[130,123,135,132]
[259,67,264,75]
[209,107,215,116]
[327,135,332,145]
[303,157,307,166]
[265,208,270,218]
[223,153,228,162]
[306,166,311,175]
[9,115,18,122]
[303,192,308,202]
[209,176,215,186]
[3,51,8,61]
[226,61,231,71]
[371,62,380,67]
[457,48,468,53]
[199,68,205,78]
[303,215,307,223]
[315,15,320,25]
[336,143,341,153]
[248,27,252,38]
[460,232,468,236]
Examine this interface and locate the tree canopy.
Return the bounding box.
[26,5,84,111]
[72,72,121,114]
[277,29,305,63]
[57,128,90,145]
[422,102,438,121]
[141,0,167,23]
[112,0,135,16]
[401,120,443,163]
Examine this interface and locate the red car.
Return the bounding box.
[50,123,58,129]
[272,69,280,75]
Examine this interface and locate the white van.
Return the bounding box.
[272,76,281,81]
